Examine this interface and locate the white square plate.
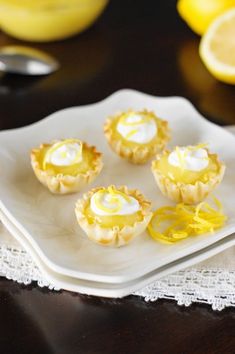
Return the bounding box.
[1,211,235,298]
[0,89,235,284]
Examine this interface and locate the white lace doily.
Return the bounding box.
[1,126,235,311]
[0,242,235,311]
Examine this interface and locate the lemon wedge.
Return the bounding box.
[200,8,235,84]
[177,0,235,35]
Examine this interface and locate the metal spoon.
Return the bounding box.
[0,46,59,75]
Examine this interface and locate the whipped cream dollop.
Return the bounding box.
[168,146,209,172]
[45,140,83,167]
[117,113,157,144]
[90,189,140,216]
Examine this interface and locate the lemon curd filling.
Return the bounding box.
[112,111,164,147]
[84,207,143,228]
[39,139,94,176]
[85,186,142,228]
[156,146,219,184]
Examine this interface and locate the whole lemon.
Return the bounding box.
[177,0,235,35]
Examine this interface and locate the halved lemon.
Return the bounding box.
[199,8,235,84]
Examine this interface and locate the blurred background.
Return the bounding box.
[0,0,234,130]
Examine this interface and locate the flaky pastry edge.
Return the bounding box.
[75,185,152,247]
[31,141,103,194]
[104,110,170,164]
[151,149,225,204]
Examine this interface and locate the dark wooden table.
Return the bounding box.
[0,1,235,353]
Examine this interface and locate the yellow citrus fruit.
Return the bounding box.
[199,8,235,84]
[177,0,235,35]
[0,0,109,42]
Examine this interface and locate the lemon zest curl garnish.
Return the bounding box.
[118,111,155,141]
[126,129,138,139]
[119,111,153,126]
[175,146,186,170]
[148,197,227,244]
[43,139,83,170]
[93,186,131,214]
[174,143,209,171]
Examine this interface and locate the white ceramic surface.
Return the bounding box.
[1,210,235,298]
[0,89,235,284]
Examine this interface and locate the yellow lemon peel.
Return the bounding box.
[93,187,131,214]
[126,129,138,139]
[118,110,157,142]
[119,111,152,126]
[189,143,208,151]
[148,197,227,244]
[175,146,186,170]
[43,139,83,170]
[107,186,131,202]
[174,143,210,171]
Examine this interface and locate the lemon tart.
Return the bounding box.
[31,139,103,194]
[151,144,225,204]
[75,185,152,247]
[104,109,170,164]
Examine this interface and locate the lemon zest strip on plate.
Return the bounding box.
[148,197,227,244]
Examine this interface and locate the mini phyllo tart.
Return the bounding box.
[31,139,103,194]
[104,109,170,164]
[75,185,152,247]
[152,144,225,204]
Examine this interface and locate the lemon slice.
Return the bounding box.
[199,8,235,84]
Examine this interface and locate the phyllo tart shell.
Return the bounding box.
[104,110,170,164]
[151,149,225,204]
[31,140,103,194]
[75,185,152,247]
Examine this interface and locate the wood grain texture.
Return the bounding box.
[0,1,235,353]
